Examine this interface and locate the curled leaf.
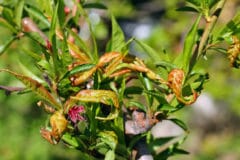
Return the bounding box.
[71,89,119,108]
[168,69,197,105]
[227,36,240,68]
[41,110,68,144]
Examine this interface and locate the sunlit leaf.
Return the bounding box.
[62,133,81,148]
[175,14,201,72]
[14,0,24,27]
[0,69,61,109]
[105,150,115,160]
[108,15,126,52]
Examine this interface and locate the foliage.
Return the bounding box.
[0,0,239,159]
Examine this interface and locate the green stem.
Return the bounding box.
[197,0,226,57]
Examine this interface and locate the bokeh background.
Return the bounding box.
[0,0,240,159]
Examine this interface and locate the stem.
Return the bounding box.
[197,0,226,57]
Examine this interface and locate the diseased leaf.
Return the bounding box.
[70,66,97,86]
[0,69,61,109]
[67,28,92,60]
[71,90,119,108]
[67,42,90,63]
[96,109,119,120]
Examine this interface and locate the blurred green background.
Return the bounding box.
[1,0,240,159]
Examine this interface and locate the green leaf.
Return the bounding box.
[105,150,115,160]
[186,0,201,6]
[2,6,16,26]
[24,5,50,27]
[108,15,126,52]
[83,3,107,9]
[98,131,118,150]
[0,36,17,55]
[0,69,62,109]
[0,17,17,33]
[172,148,189,155]
[160,104,177,112]
[56,0,65,27]
[14,0,24,27]
[69,64,96,76]
[176,6,199,13]
[175,14,201,72]
[208,0,221,9]
[124,86,143,95]
[169,118,188,131]
[22,48,42,61]
[24,32,46,47]
[62,133,80,148]
[36,0,53,16]
[50,2,62,77]
[126,101,147,112]
[138,74,153,106]
[134,39,166,62]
